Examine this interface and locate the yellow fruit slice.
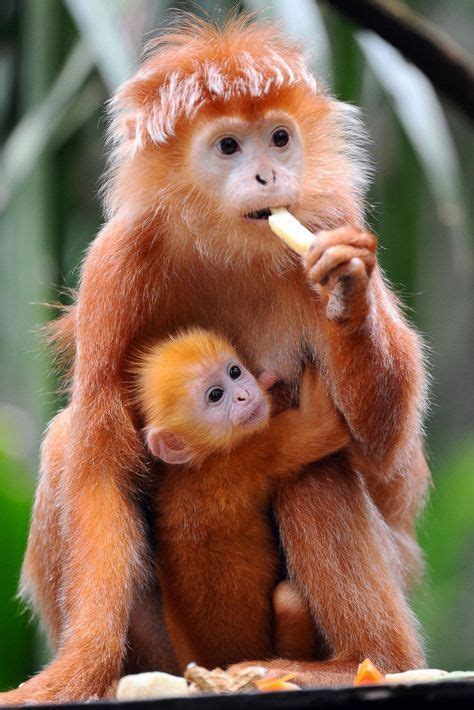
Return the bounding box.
[268,207,315,256]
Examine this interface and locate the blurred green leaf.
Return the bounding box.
[420,442,474,584]
[0,41,93,206]
[247,0,332,81]
[416,440,474,670]
[356,32,471,276]
[64,0,139,91]
[0,440,34,690]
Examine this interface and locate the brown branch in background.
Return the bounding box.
[321,0,474,121]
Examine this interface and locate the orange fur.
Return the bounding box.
[136,329,347,669]
[272,581,318,660]
[1,16,429,704]
[135,329,266,459]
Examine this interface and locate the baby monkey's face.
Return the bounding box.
[192,355,270,435]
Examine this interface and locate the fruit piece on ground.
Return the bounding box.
[354,659,385,686]
[254,673,300,692]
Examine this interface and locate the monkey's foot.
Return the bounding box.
[227,659,357,688]
[0,671,115,706]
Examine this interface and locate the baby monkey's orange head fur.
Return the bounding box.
[136,329,272,465]
[106,16,370,263]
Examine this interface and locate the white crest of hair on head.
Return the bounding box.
[110,48,319,154]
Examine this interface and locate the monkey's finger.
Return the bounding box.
[299,368,324,412]
[325,257,371,294]
[298,368,314,405]
[304,228,376,272]
[307,246,375,286]
[258,371,279,390]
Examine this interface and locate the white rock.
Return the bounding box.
[116,671,189,700]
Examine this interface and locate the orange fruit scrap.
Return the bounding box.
[354,659,385,686]
[254,673,299,692]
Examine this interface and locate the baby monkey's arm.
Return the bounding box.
[239,370,349,478]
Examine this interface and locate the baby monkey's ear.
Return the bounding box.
[146,428,193,465]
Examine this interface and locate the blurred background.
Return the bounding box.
[0,0,472,690]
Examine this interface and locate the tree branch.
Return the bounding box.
[321,0,474,121]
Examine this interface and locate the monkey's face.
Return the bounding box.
[191,355,270,444]
[187,112,303,228]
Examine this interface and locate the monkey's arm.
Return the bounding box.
[0,221,159,705]
[237,370,349,478]
[305,227,427,479]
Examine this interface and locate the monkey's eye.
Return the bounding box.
[217,136,240,155]
[228,365,241,380]
[208,387,224,403]
[271,128,289,147]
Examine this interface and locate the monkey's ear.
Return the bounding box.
[146,428,193,465]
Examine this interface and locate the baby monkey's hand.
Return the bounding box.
[298,369,350,451]
[257,370,279,391]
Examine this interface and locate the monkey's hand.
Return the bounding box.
[257,370,279,391]
[298,369,349,450]
[298,368,329,416]
[304,226,377,323]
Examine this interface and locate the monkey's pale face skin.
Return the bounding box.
[188,112,303,225]
[191,355,270,432]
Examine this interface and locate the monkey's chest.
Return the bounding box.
[156,266,321,380]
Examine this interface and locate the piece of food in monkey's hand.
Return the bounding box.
[116,671,189,700]
[254,673,300,692]
[353,659,385,686]
[185,663,266,694]
[268,207,315,256]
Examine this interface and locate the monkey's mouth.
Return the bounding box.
[244,208,272,220]
[241,401,264,425]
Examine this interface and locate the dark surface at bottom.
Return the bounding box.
[2,682,473,710]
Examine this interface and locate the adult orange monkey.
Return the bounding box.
[1,16,429,704]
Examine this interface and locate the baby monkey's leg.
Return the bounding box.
[272,581,317,660]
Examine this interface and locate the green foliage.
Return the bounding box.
[416,441,474,670]
[0,440,35,689]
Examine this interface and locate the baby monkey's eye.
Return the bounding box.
[217,136,240,155]
[208,387,224,403]
[228,365,241,380]
[271,128,289,147]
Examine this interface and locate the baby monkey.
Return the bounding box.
[136,328,349,671]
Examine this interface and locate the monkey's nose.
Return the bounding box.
[255,174,267,185]
[235,388,251,402]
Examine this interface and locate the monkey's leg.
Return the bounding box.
[0,414,148,705]
[125,583,180,677]
[20,409,177,693]
[230,457,424,687]
[277,458,424,685]
[272,581,318,660]
[158,532,277,671]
